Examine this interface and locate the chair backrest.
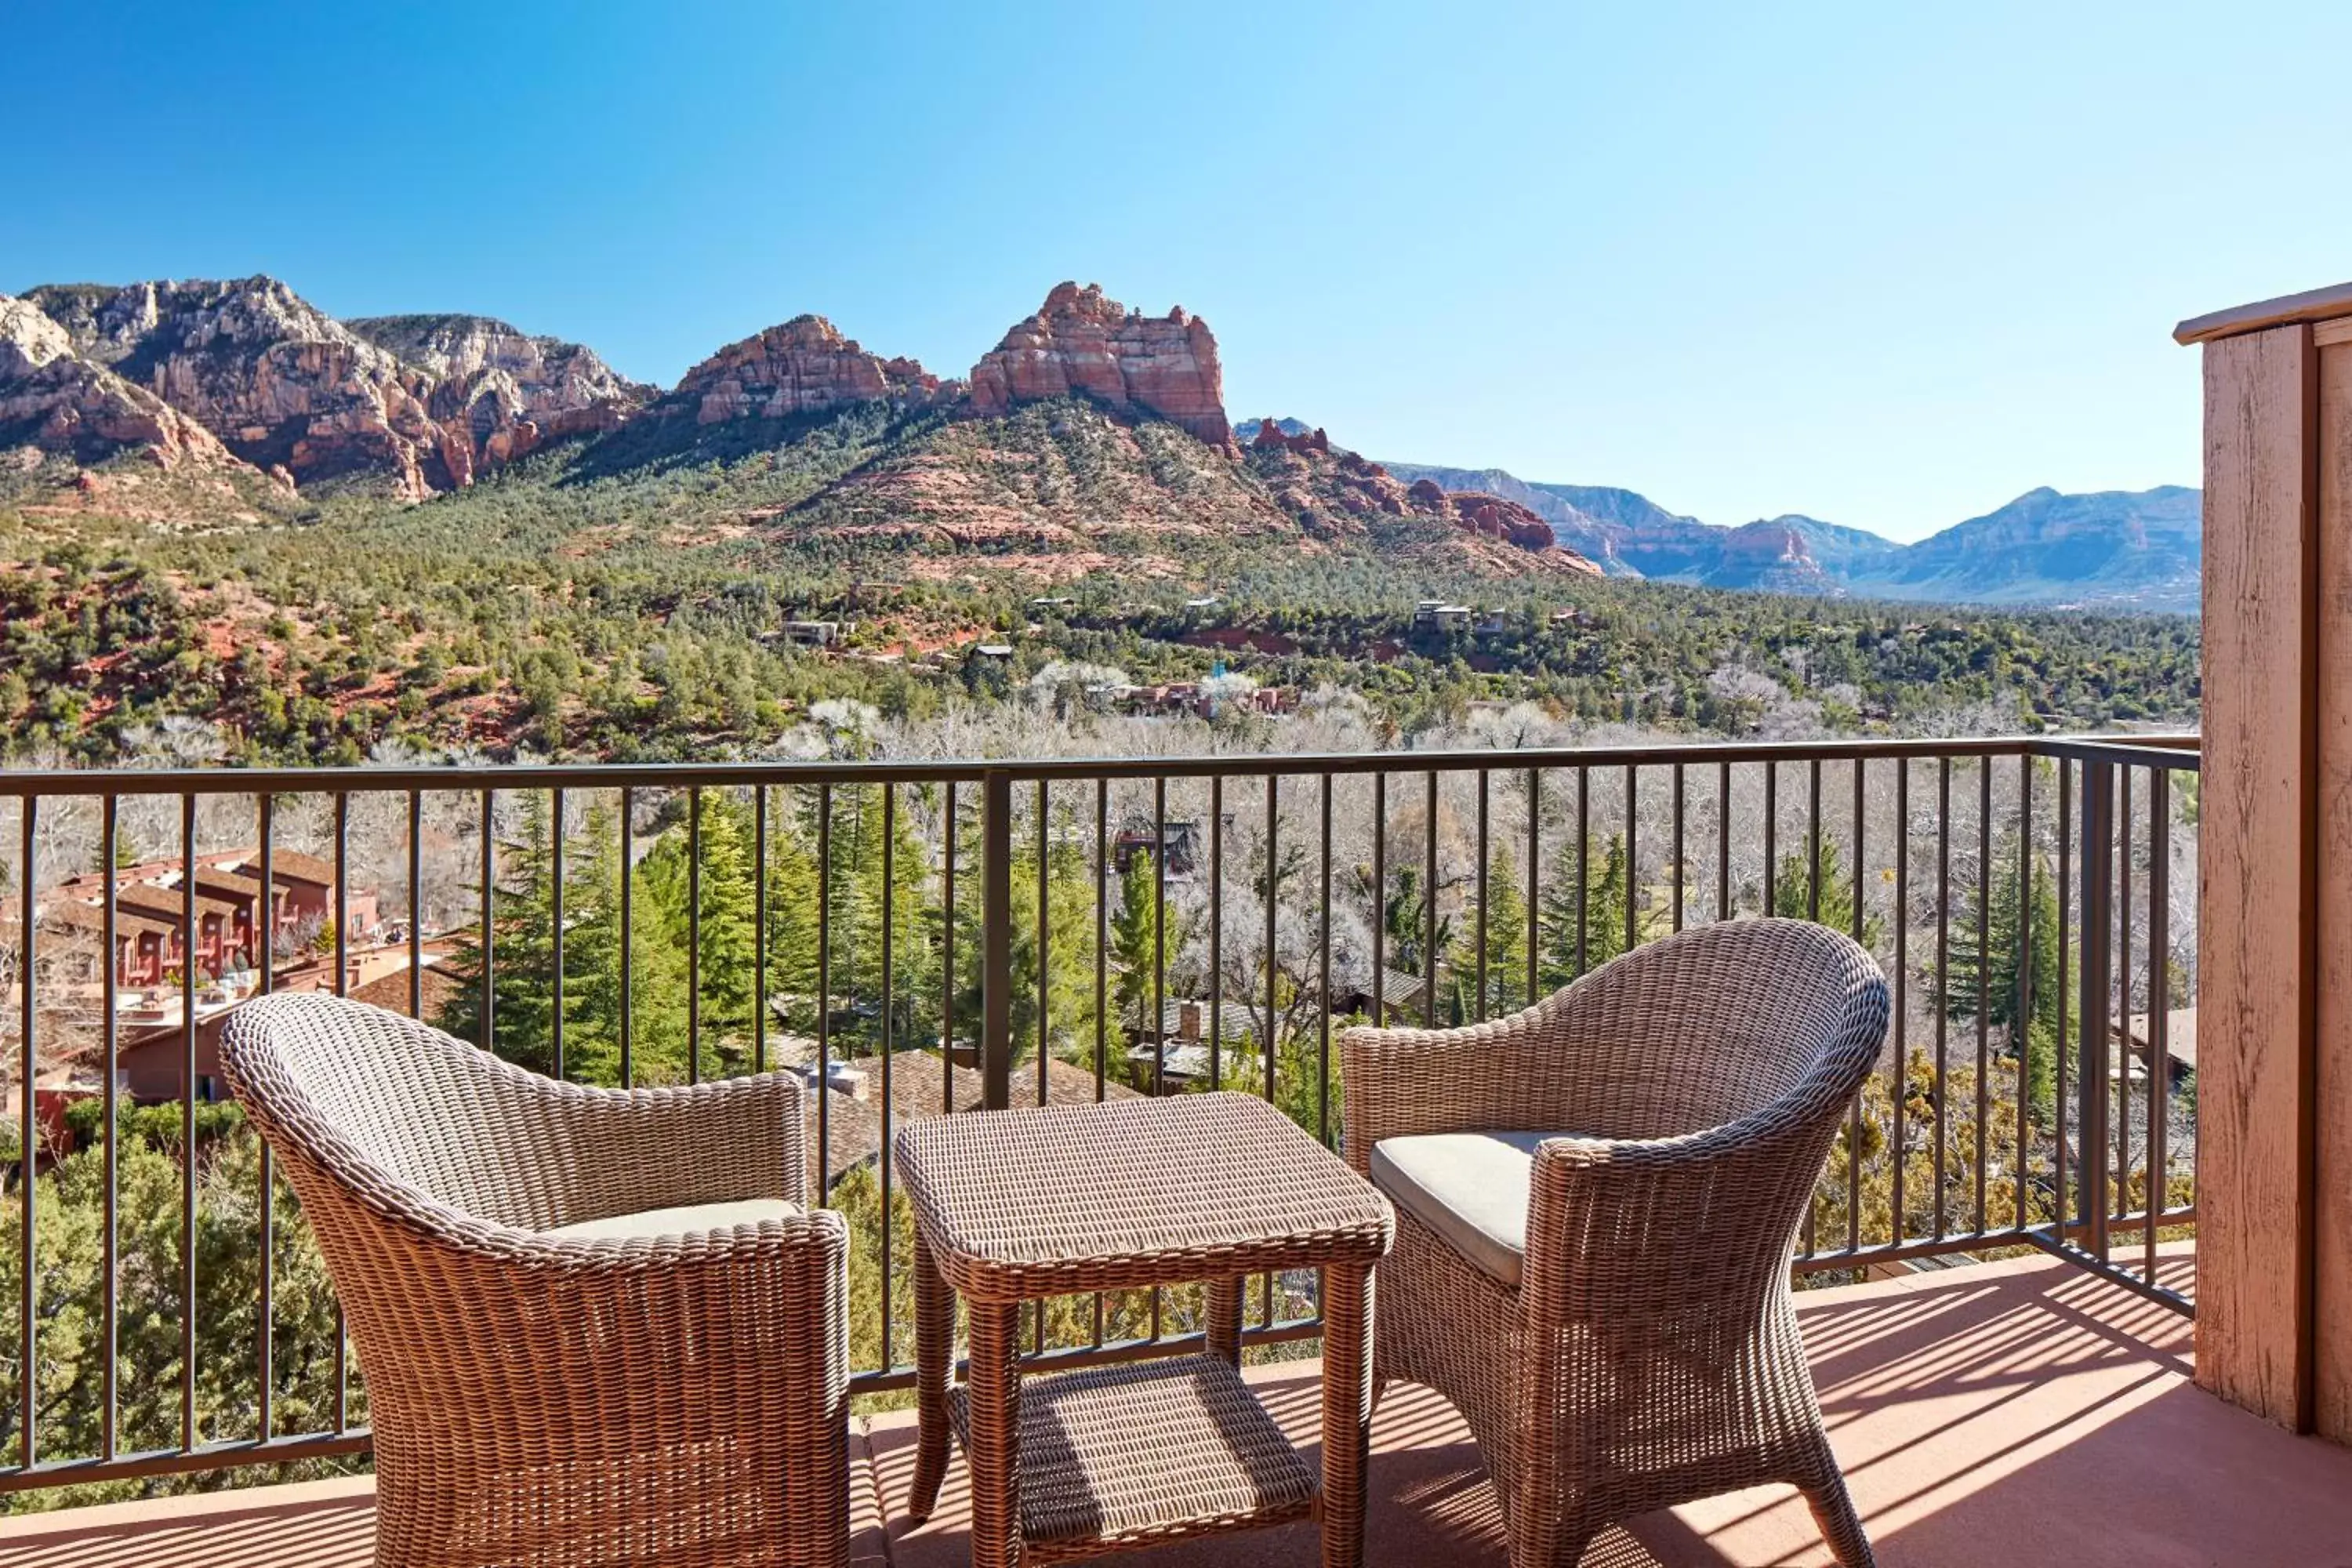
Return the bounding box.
[1544,917,1886,1144]
[221,991,572,1229]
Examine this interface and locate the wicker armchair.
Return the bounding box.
[1341,918,1888,1568]
[220,992,849,1568]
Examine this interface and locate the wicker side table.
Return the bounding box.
[895,1092,1394,1568]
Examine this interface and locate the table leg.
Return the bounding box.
[1207,1273,1245,1365]
[967,1298,1025,1568]
[1319,1261,1374,1568]
[907,1227,954,1522]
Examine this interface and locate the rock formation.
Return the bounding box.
[347,314,650,475]
[0,293,235,471]
[1251,417,1330,455]
[16,278,652,497]
[666,315,953,425]
[967,283,1230,448]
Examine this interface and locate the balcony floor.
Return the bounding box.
[7,1251,2350,1568]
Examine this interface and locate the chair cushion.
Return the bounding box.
[541,1197,803,1242]
[1370,1131,1562,1289]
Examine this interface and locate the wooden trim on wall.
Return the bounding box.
[2179,281,2352,345]
[2196,321,2320,1432]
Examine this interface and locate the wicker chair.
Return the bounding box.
[220,992,850,1568]
[1341,917,1888,1568]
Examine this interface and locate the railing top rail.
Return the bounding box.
[0,732,2198,796]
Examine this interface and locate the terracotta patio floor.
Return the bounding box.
[7,1251,2350,1568]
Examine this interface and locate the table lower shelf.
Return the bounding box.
[946,1352,1319,1559]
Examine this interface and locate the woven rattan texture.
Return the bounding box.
[894,1091,1392,1298]
[220,992,851,1568]
[1342,918,1889,1568]
[947,1354,1317,1559]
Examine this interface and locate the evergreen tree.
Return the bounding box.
[1769,838,1885,947]
[1942,830,2068,1120]
[1538,833,1632,991]
[1478,846,1530,1016]
[437,789,560,1073]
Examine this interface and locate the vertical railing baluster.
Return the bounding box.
[1423,771,1439,1029]
[1891,760,1908,1245]
[1094,779,1109,1103]
[1847,758,1864,1255]
[2147,766,2172,1283]
[1808,758,1824,923]
[1933,757,1950,1240]
[1151,776,1167,1101]
[1976,758,1991,1232]
[2115,768,2136,1236]
[688,787,704,1086]
[880,782,896,1371]
[1717,760,1733,922]
[102,795,121,1457]
[2016,755,2033,1232]
[333,790,350,1430]
[2056,759,2074,1243]
[180,789,198,1453]
[1208,775,1223,1089]
[407,791,423,1019]
[1093,779,1109,1348]
[747,786,760,1080]
[254,795,272,1443]
[942,782,956,1114]
[1036,779,1050,1109]
[982,771,1012,1112]
[1671,762,1686,934]
[1623,763,1638,954]
[1320,772,1334,1147]
[1574,767,1589,975]
[2078,761,2114,1260]
[1763,759,1779,915]
[1475,770,1490,1020]
[479,789,495,1057]
[16,795,35,1472]
[1524,768,1540,1002]
[550,787,566,1080]
[622,787,637,1085]
[1370,773,1385,1023]
[1264,771,1280,1327]
[814,785,830,1180]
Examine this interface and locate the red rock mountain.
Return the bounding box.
[13,279,648,498]
[967,282,1230,448]
[1,293,234,473]
[663,314,956,424]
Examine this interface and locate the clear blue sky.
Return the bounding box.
[8,1,2350,540]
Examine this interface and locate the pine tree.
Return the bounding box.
[1941,830,2068,1120]
[437,789,560,1073]
[1538,833,1632,991]
[1769,838,1885,946]
[1478,846,1530,1016]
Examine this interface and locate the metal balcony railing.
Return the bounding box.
[0,733,2198,1497]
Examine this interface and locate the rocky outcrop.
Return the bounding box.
[19,278,649,497]
[967,283,1230,448]
[1244,425,1598,574]
[347,314,650,475]
[666,315,953,425]
[0,293,237,471]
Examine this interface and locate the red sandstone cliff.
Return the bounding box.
[967,282,1230,449]
[666,314,954,425]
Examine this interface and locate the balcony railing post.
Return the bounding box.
[981,768,1013,1111]
[2077,760,2114,1258]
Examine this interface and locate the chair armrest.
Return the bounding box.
[529,1070,815,1224]
[1516,1113,1828,1325]
[1340,996,1576,1171]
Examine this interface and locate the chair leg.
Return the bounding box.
[1798,1468,1877,1568]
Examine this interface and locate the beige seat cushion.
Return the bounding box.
[1370,1131,1562,1289]
[542,1197,802,1242]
